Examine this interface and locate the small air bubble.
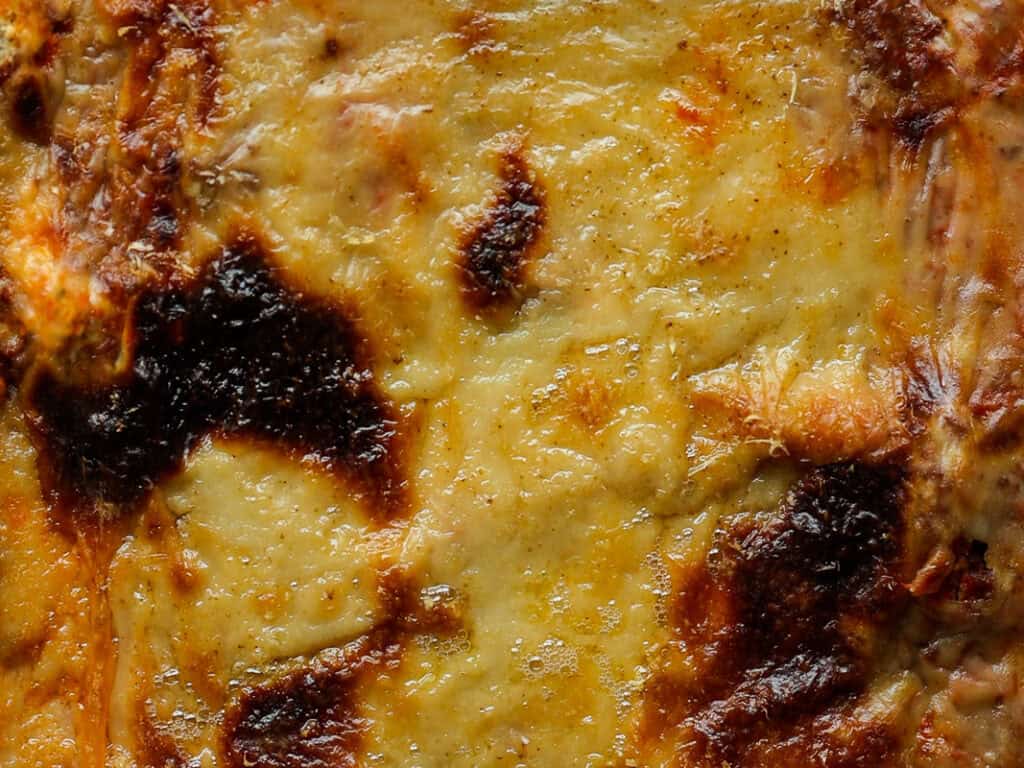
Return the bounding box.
[521,637,580,679]
[597,602,622,633]
[646,550,671,627]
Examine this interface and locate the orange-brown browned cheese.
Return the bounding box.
[1,1,1024,767]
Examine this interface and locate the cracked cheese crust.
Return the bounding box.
[2,1,1024,766]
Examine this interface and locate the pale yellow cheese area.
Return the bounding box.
[0,407,108,768]
[106,441,394,763]
[3,0,1011,765]
[108,2,911,764]
[209,0,905,408]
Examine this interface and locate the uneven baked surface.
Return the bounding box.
[2,1,1024,766]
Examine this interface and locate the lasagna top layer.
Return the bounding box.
[2,1,1024,766]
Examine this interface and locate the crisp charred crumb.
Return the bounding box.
[458,148,546,317]
[24,231,406,520]
[892,105,955,149]
[639,461,907,767]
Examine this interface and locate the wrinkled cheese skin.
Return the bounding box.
[2,0,1024,766]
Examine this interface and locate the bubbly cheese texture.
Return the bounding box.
[2,0,1024,766]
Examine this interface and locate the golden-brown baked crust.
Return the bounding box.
[2,1,1024,766]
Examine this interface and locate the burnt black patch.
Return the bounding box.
[25,233,405,517]
[458,150,545,315]
[7,72,51,144]
[831,1,1024,149]
[49,14,74,36]
[0,268,27,392]
[223,569,461,768]
[829,0,957,148]
[223,650,367,768]
[832,0,949,94]
[939,538,994,604]
[643,462,907,766]
[892,104,955,150]
[146,197,180,246]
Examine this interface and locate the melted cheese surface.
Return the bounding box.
[2,1,1024,766]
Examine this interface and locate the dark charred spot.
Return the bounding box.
[458,150,545,316]
[31,9,73,68]
[831,1,1024,149]
[49,13,74,36]
[376,566,463,637]
[640,462,907,766]
[829,0,955,148]
[7,71,51,144]
[1,0,71,140]
[0,268,27,395]
[941,539,994,603]
[25,233,405,518]
[115,141,186,273]
[924,538,995,606]
[138,706,189,768]
[892,104,955,149]
[832,0,949,94]
[223,642,372,768]
[323,36,340,59]
[147,198,180,245]
[223,570,462,768]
